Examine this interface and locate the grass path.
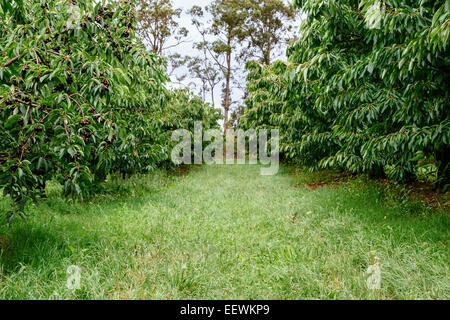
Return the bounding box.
[0,165,448,299]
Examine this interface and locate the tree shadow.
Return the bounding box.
[0,170,175,274]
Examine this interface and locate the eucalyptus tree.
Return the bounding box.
[189,1,246,133]
[136,0,188,56]
[186,56,221,107]
[239,0,297,65]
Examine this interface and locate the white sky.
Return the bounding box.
[167,0,218,103]
[170,0,211,58]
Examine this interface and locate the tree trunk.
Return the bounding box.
[368,163,386,179]
[223,35,232,135]
[263,41,271,65]
[202,81,207,101]
[224,74,230,134]
[210,84,215,108]
[435,147,450,192]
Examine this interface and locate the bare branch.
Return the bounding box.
[1,54,22,68]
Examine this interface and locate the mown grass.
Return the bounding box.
[0,164,448,299]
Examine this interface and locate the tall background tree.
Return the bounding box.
[186,55,221,107]
[136,0,188,56]
[189,1,246,133]
[239,0,296,65]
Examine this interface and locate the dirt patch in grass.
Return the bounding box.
[371,178,449,211]
[291,166,449,211]
[291,168,356,190]
[404,182,449,210]
[168,164,201,177]
[0,234,11,250]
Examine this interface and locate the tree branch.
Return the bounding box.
[1,54,22,68]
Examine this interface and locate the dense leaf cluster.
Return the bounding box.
[241,0,449,189]
[0,0,220,222]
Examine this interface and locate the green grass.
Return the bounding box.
[0,165,448,299]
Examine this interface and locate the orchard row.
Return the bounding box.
[0,0,221,222]
[241,0,449,189]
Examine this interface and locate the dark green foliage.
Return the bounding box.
[241,0,449,189]
[0,0,220,221]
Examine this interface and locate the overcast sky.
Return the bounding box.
[170,0,211,58]
[166,0,215,97]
